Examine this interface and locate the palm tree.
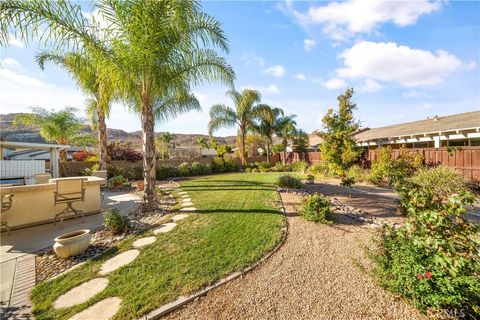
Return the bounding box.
[195,137,209,150]
[274,114,297,164]
[13,107,86,161]
[1,0,235,210]
[208,89,269,165]
[36,50,114,170]
[156,132,176,160]
[252,106,284,162]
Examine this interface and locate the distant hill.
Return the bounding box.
[0,113,237,148]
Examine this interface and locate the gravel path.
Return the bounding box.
[164,191,426,320]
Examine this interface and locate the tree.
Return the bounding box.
[36,50,115,170]
[252,106,284,162]
[319,88,361,176]
[208,89,268,165]
[1,0,235,210]
[274,114,297,164]
[156,132,175,160]
[195,137,209,150]
[291,129,310,153]
[13,107,86,161]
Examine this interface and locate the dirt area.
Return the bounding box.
[164,188,426,320]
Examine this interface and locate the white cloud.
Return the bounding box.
[403,90,425,98]
[322,78,347,90]
[416,103,433,110]
[0,67,85,113]
[243,84,280,95]
[295,73,307,80]
[240,51,266,66]
[284,0,443,41]
[1,58,22,70]
[359,79,381,93]
[336,41,462,87]
[263,64,286,77]
[303,38,316,51]
[468,60,477,70]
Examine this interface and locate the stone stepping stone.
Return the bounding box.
[178,191,188,195]
[99,250,139,276]
[132,236,156,248]
[171,213,189,221]
[180,207,197,212]
[153,222,177,235]
[182,197,192,202]
[181,202,193,207]
[54,278,109,309]
[181,194,190,198]
[69,297,121,320]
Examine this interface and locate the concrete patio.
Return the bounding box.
[0,190,141,317]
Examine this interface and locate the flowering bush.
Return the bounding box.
[72,150,96,161]
[107,142,142,162]
[299,193,333,223]
[372,189,480,316]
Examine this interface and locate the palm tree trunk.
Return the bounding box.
[265,141,270,163]
[59,149,67,162]
[97,110,108,170]
[239,130,247,165]
[140,92,157,211]
[282,138,287,165]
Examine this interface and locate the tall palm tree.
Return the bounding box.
[36,50,114,170]
[13,107,86,161]
[208,89,269,165]
[252,106,284,162]
[274,114,297,164]
[1,0,235,210]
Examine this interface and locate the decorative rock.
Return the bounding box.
[181,202,193,207]
[132,236,156,248]
[153,223,177,234]
[54,278,109,309]
[180,207,197,212]
[99,250,139,276]
[69,297,121,320]
[171,213,189,221]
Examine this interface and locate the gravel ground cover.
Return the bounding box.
[165,187,426,320]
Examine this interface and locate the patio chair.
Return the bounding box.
[53,178,86,226]
[1,194,14,235]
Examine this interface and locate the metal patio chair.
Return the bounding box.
[1,194,14,235]
[54,178,86,226]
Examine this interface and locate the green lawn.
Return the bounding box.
[31,172,285,319]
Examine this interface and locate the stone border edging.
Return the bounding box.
[140,189,289,320]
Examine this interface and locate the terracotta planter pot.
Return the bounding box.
[53,229,91,258]
[136,181,145,191]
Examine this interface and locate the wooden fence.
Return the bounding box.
[280,147,480,181]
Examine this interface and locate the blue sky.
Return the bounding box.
[1,0,479,136]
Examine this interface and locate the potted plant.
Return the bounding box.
[91,163,107,179]
[136,180,145,191]
[53,229,91,258]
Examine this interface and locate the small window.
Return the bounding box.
[470,139,480,146]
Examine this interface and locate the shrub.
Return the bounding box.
[212,157,225,173]
[190,162,203,175]
[224,159,240,172]
[346,165,367,183]
[107,142,142,162]
[272,162,292,172]
[156,165,177,180]
[308,163,329,177]
[85,154,99,162]
[371,192,480,316]
[125,166,143,180]
[103,208,129,234]
[299,193,333,223]
[276,174,302,189]
[398,166,468,212]
[72,150,96,161]
[291,161,309,174]
[107,165,123,178]
[177,162,191,176]
[202,163,213,175]
[256,161,272,172]
[340,176,355,188]
[107,175,128,189]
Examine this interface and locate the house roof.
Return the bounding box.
[354,110,480,141]
[308,134,323,146]
[0,141,71,150]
